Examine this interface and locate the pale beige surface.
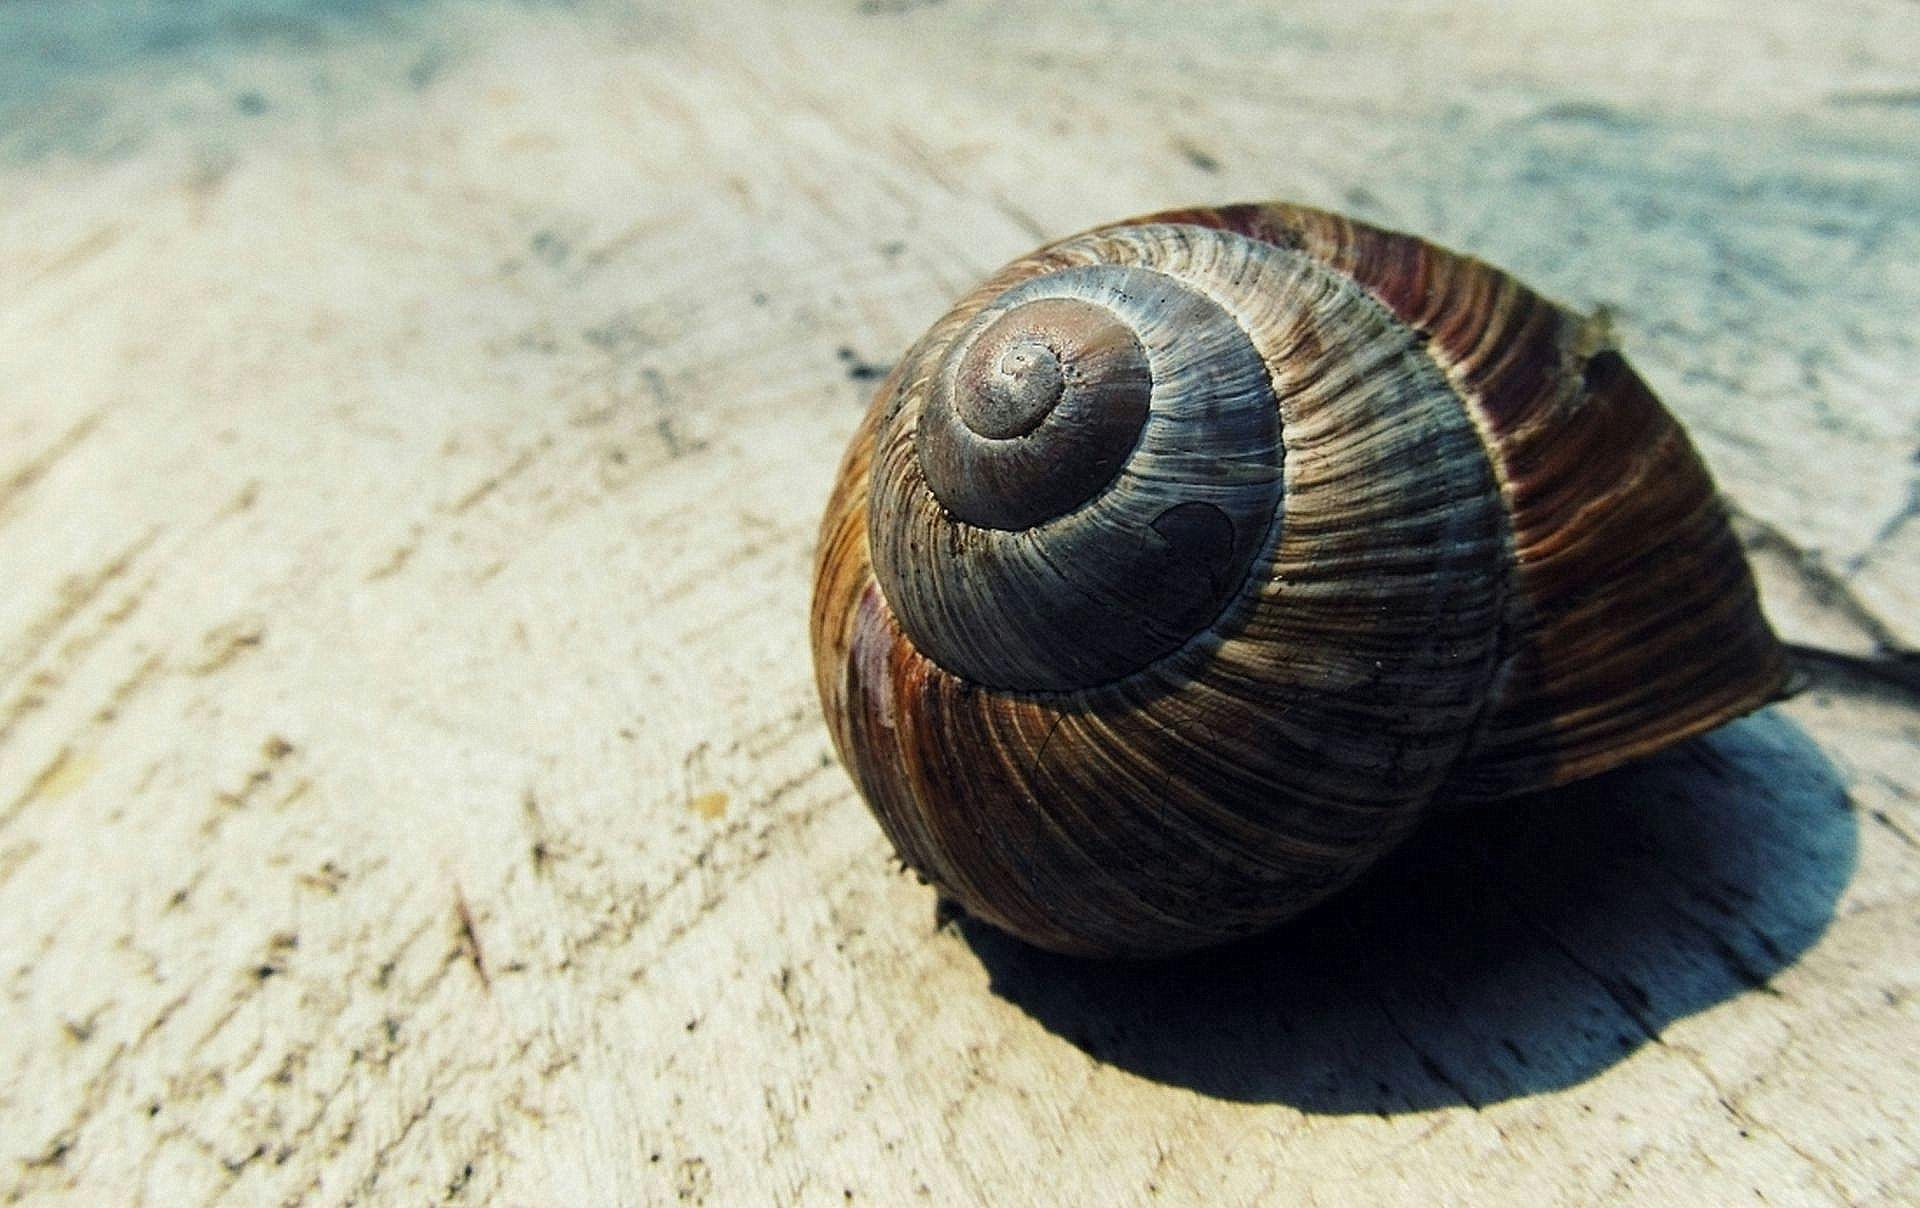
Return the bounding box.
[1,1,1917,1203]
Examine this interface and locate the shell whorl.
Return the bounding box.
[811,203,1789,958]
[871,250,1286,691]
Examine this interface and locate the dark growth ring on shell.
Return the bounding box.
[812,201,1789,958]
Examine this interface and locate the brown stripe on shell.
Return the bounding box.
[1141,202,1787,798]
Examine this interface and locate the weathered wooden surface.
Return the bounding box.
[1,0,1916,1202]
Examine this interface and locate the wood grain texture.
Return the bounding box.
[1,0,1916,1203]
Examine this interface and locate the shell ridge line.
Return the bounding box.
[1248,229,1525,798]
[1185,225,1512,822]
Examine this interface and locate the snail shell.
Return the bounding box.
[810,202,1787,959]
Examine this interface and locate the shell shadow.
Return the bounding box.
[954,710,1855,1111]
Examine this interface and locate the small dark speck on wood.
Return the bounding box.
[454,889,491,992]
[838,346,890,383]
[1173,137,1221,174]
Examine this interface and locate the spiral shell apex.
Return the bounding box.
[810,202,1788,958]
